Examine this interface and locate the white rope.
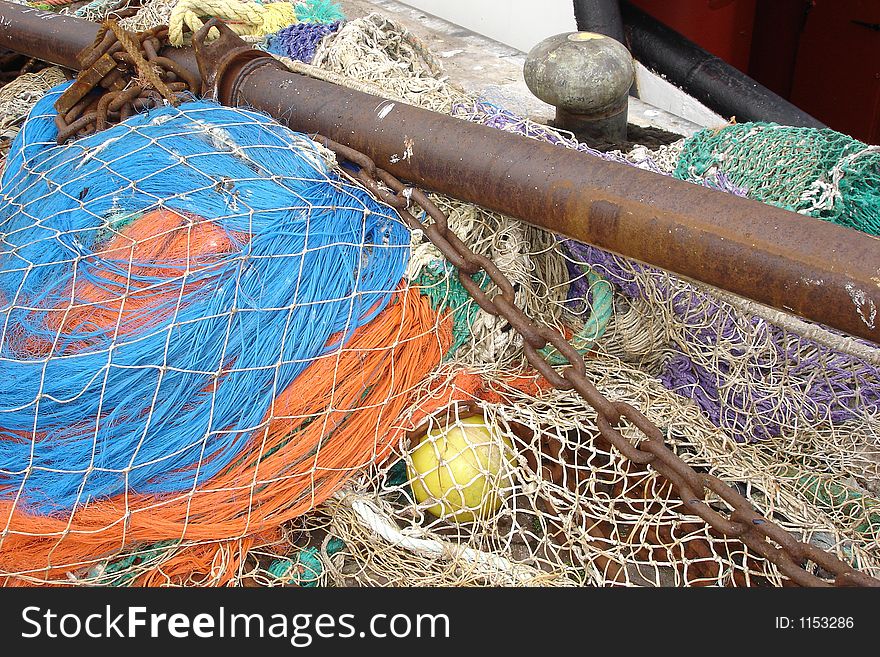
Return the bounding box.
[339,491,555,586]
[799,145,880,216]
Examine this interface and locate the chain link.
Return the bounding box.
[53,22,196,144]
[314,133,880,588]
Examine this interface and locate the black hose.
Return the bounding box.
[572,0,626,44]
[617,0,825,128]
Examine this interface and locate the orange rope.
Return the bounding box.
[1,210,452,585]
[20,209,237,357]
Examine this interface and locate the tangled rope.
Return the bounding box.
[2,6,879,587]
[168,0,296,46]
[675,122,880,235]
[264,20,340,62]
[293,0,343,24]
[0,83,453,583]
[267,11,880,587]
[0,66,66,157]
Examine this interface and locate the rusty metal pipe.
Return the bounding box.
[2,3,880,344]
[0,5,86,67]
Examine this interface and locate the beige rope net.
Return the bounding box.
[0,7,877,587]
[0,66,66,159]
[291,13,880,587]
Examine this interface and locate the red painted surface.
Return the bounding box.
[747,0,809,100]
[630,0,880,143]
[628,0,757,72]
[788,0,880,143]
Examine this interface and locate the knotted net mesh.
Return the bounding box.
[675,122,880,235]
[0,7,878,587]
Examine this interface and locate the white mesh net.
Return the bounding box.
[0,7,877,588]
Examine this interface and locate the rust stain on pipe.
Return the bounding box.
[233,65,880,345]
[2,2,880,344]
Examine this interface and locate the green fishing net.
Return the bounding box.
[674,122,880,235]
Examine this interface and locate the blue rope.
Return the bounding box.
[0,83,410,513]
[264,21,341,62]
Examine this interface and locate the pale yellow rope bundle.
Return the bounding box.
[168,0,296,46]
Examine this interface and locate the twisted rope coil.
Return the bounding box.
[168,0,296,46]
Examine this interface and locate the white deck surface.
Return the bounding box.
[338,0,716,137]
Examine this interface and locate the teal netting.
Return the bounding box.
[674,122,880,235]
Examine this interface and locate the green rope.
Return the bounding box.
[267,538,346,586]
[85,540,179,586]
[94,210,142,245]
[74,0,124,18]
[385,458,409,488]
[294,0,345,24]
[415,259,613,363]
[780,468,880,538]
[414,261,489,358]
[540,266,612,365]
[674,122,880,236]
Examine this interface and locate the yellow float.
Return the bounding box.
[407,415,515,522]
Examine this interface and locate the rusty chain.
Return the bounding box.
[313,134,880,588]
[33,15,878,585]
[53,22,196,144]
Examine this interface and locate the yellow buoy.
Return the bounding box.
[407,414,515,522]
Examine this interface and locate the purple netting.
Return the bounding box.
[565,243,880,441]
[451,99,747,192]
[265,21,341,63]
[454,99,880,442]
